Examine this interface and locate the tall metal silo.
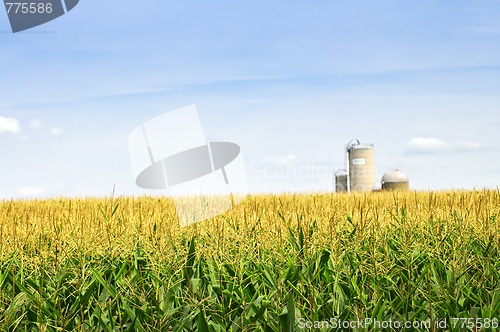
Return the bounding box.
[335,169,348,193]
[381,169,409,191]
[347,139,375,192]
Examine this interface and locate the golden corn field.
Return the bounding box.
[0,190,499,331]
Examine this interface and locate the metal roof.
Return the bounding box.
[382,169,409,183]
[335,169,348,176]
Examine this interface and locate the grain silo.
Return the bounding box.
[347,139,375,192]
[381,169,409,191]
[335,169,348,193]
[372,181,382,191]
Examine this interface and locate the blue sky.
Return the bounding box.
[1,0,500,198]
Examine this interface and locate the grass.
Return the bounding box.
[0,190,498,331]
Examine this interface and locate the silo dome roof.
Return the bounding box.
[335,169,348,176]
[382,169,409,183]
[349,143,374,150]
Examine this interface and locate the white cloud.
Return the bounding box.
[457,141,481,151]
[50,128,63,136]
[0,116,20,134]
[262,154,296,166]
[16,187,45,197]
[29,119,42,129]
[406,137,449,154]
[406,138,494,156]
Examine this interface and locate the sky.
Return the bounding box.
[1,0,500,199]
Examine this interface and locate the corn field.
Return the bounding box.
[0,190,499,331]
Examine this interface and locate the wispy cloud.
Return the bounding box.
[16,186,45,197]
[50,128,63,136]
[406,138,495,156]
[406,137,449,155]
[0,116,20,135]
[29,119,42,130]
[456,141,481,151]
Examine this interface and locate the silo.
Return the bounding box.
[372,181,382,191]
[335,169,348,193]
[347,139,375,192]
[381,169,409,191]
